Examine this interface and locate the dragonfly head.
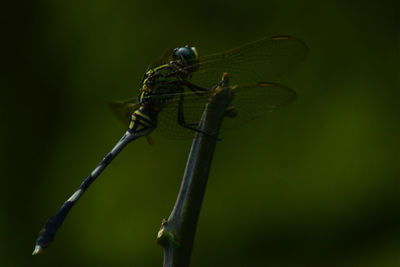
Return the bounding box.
[172,45,199,72]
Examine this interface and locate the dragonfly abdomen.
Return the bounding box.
[129,106,157,133]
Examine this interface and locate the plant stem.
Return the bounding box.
[157,74,234,267]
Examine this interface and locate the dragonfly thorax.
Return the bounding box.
[138,63,186,107]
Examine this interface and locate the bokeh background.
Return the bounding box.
[2,0,399,266]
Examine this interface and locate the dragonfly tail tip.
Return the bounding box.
[32,244,43,256]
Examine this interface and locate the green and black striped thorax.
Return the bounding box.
[129,45,200,132]
[137,45,200,108]
[138,63,184,107]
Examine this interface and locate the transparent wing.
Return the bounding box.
[109,35,304,139]
[108,92,209,139]
[154,82,296,139]
[221,82,296,132]
[155,91,211,139]
[109,98,139,125]
[190,36,308,89]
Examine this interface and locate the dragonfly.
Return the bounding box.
[33,35,307,255]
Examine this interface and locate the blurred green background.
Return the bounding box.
[2,0,399,266]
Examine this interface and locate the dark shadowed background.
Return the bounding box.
[2,0,399,266]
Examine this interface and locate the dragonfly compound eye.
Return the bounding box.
[172,46,199,67]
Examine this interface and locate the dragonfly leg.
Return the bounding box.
[177,94,219,139]
[183,80,211,95]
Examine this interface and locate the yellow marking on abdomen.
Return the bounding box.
[136,110,151,121]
